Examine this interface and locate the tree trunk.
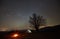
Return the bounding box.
[35,26,39,32]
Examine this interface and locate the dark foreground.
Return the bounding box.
[0,32,60,39]
[0,25,60,39]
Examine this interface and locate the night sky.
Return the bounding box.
[0,0,60,30]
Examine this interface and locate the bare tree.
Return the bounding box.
[29,13,46,32]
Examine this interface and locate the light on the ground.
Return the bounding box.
[12,33,19,38]
[27,29,32,33]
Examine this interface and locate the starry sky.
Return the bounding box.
[0,0,60,30]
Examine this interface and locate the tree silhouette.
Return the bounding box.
[29,13,46,32]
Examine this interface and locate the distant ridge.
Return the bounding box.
[39,25,60,32]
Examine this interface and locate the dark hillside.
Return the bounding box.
[0,25,60,39]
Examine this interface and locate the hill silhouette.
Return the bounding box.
[39,25,60,32]
[31,25,60,39]
[0,25,60,39]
